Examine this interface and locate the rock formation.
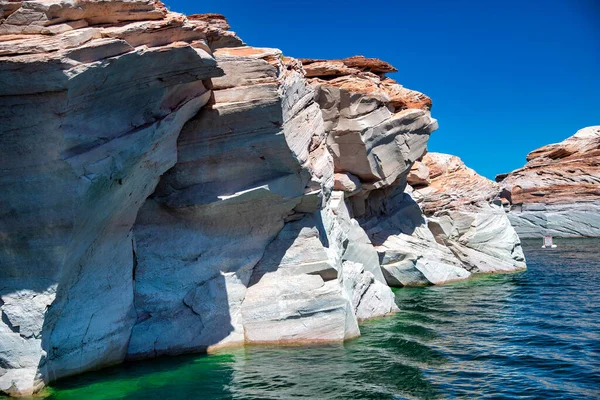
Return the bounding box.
[363,153,526,287]
[0,1,525,396]
[498,126,600,238]
[127,46,400,358]
[1,0,234,395]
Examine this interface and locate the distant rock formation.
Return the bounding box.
[0,1,525,396]
[498,126,600,238]
[362,153,526,287]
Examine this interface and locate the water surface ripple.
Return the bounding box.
[16,239,600,399]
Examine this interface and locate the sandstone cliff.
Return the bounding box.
[498,126,600,238]
[0,1,525,396]
[1,0,234,395]
[362,153,526,287]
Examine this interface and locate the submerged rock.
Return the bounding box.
[499,126,600,238]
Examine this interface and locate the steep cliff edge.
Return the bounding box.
[1,1,525,396]
[498,126,600,238]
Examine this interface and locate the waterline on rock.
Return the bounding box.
[5,238,598,400]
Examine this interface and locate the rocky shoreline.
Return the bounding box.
[0,0,528,396]
[498,126,600,238]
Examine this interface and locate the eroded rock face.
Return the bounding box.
[304,56,437,218]
[1,2,527,397]
[499,126,600,238]
[128,46,348,356]
[128,48,401,352]
[301,57,431,111]
[364,153,526,287]
[0,1,229,395]
[415,154,499,214]
[368,189,472,286]
[0,3,408,392]
[415,153,526,274]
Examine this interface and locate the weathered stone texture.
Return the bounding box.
[362,153,526,288]
[499,126,600,238]
[0,2,529,397]
[0,1,229,395]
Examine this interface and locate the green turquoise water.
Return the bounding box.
[9,238,600,399]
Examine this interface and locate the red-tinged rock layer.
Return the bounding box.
[300,55,397,77]
[414,153,500,215]
[499,126,600,238]
[302,55,436,221]
[500,126,600,206]
[302,56,432,113]
[0,1,242,57]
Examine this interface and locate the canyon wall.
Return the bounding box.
[0,1,524,396]
[498,126,600,238]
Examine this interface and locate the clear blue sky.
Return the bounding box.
[167,0,599,179]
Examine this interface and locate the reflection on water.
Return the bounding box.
[13,239,600,399]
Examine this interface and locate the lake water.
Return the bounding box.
[11,238,600,399]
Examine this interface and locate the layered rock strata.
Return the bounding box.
[362,153,526,287]
[415,153,526,273]
[0,2,404,395]
[302,56,436,215]
[1,0,230,395]
[0,1,526,397]
[127,47,399,357]
[498,126,600,238]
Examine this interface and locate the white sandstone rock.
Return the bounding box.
[0,4,529,397]
[0,3,226,395]
[340,261,398,320]
[242,274,360,343]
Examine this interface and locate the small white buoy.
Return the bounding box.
[542,236,557,249]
